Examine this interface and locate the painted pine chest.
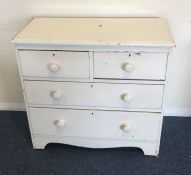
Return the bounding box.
[12,17,175,156]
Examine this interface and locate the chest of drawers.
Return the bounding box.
[12,17,175,156]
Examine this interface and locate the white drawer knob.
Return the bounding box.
[51,90,62,100]
[122,92,132,102]
[54,120,65,128]
[48,63,59,73]
[123,62,135,73]
[120,123,131,132]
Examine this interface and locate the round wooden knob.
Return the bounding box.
[120,123,131,132]
[54,120,65,128]
[48,63,59,73]
[51,90,62,100]
[121,92,132,102]
[123,62,135,73]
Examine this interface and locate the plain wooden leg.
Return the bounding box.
[32,137,47,149]
[141,144,158,157]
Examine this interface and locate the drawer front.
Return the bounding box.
[94,52,168,80]
[18,50,89,79]
[29,108,161,141]
[24,81,164,110]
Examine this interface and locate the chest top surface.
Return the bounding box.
[12,17,175,47]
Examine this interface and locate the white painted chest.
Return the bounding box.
[12,17,175,156]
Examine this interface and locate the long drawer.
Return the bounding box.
[18,50,90,79]
[24,81,164,110]
[94,52,168,80]
[29,108,161,141]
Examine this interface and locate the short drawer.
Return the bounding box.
[24,81,164,110]
[94,52,168,80]
[29,108,161,142]
[18,50,89,79]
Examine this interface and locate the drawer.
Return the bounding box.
[18,50,89,79]
[94,52,168,80]
[24,81,164,110]
[29,108,161,142]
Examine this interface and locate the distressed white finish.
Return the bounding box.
[33,136,160,156]
[12,17,174,156]
[12,17,174,47]
[29,108,161,141]
[18,50,90,79]
[24,81,164,110]
[94,52,168,80]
